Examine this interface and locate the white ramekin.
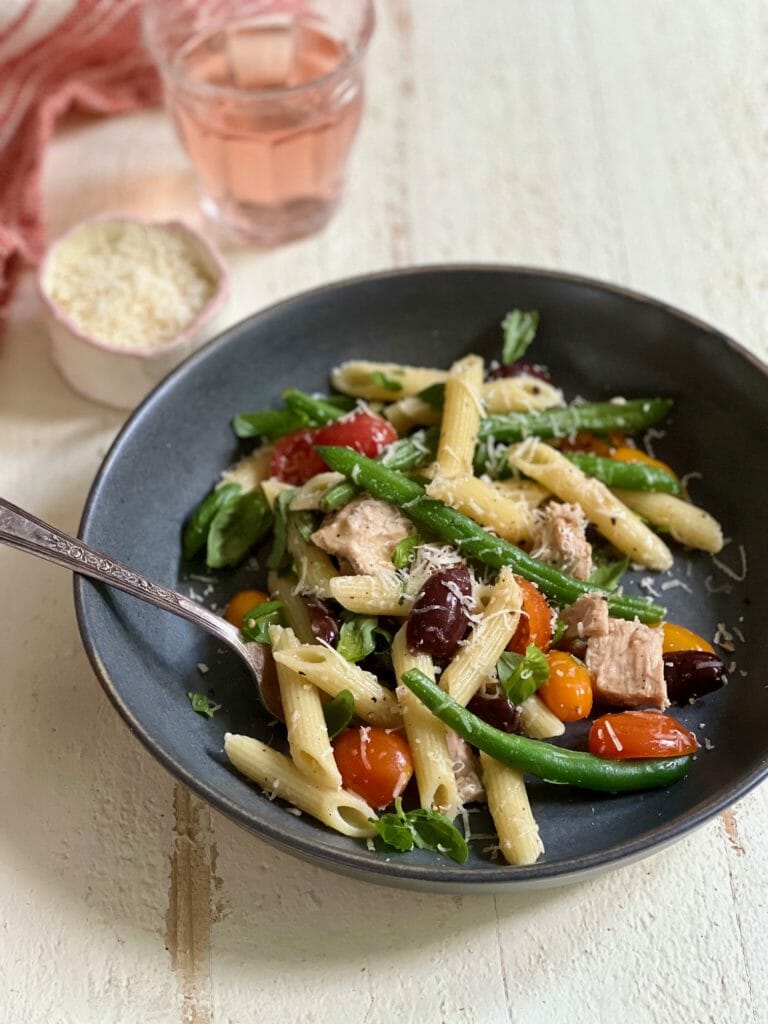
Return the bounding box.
[38,215,230,411]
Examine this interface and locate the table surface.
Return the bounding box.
[2,2,767,1022]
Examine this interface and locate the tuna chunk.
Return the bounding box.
[445,729,485,805]
[586,619,668,709]
[560,593,610,640]
[311,495,413,576]
[532,501,593,580]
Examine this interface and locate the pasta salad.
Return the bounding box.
[183,310,728,866]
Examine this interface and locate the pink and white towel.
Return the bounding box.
[0,0,161,325]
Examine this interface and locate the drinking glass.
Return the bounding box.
[142,0,375,245]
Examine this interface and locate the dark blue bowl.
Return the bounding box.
[75,266,768,893]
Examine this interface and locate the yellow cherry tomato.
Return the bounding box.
[661,622,714,655]
[539,651,593,722]
[224,589,270,628]
[611,446,677,479]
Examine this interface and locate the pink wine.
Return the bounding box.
[170,16,365,242]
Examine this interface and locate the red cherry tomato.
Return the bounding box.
[269,428,327,485]
[333,726,414,809]
[313,410,398,457]
[507,576,553,655]
[588,710,698,760]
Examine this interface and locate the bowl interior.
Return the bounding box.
[76,266,768,891]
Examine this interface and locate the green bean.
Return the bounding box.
[477,398,673,443]
[232,409,305,440]
[316,446,664,623]
[400,668,692,793]
[564,453,680,494]
[320,428,437,512]
[282,389,346,426]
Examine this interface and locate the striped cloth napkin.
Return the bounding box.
[0,0,161,325]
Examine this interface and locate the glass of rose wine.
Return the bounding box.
[142,0,375,245]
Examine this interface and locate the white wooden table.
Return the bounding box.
[2,3,767,1021]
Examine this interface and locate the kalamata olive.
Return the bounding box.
[663,650,728,703]
[554,635,588,661]
[406,566,472,660]
[305,596,341,647]
[485,361,552,382]
[467,693,523,734]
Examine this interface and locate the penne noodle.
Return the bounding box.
[261,477,294,510]
[508,439,674,571]
[286,517,337,599]
[331,360,447,400]
[479,752,544,865]
[330,570,415,616]
[384,395,442,433]
[224,734,376,838]
[391,626,460,818]
[490,478,550,510]
[427,473,538,545]
[482,375,564,414]
[267,571,315,644]
[434,354,485,479]
[218,445,274,492]
[270,625,342,790]
[518,694,565,739]
[289,472,346,511]
[273,645,402,728]
[613,490,724,554]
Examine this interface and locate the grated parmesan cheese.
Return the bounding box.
[46,220,218,349]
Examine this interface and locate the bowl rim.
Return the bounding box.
[74,262,768,891]
[37,213,230,360]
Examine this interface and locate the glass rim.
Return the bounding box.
[141,0,376,102]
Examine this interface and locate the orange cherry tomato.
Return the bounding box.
[661,623,714,655]
[539,650,593,722]
[507,576,554,655]
[224,589,270,628]
[611,446,677,479]
[589,710,698,760]
[333,726,414,809]
[556,431,626,456]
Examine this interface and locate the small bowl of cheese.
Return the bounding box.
[38,215,229,410]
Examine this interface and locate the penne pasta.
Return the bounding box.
[267,571,315,644]
[330,570,415,616]
[289,472,346,511]
[391,626,460,818]
[218,445,274,492]
[383,395,442,433]
[518,694,565,739]
[270,625,342,790]
[426,473,538,545]
[508,439,674,571]
[442,567,522,707]
[224,734,376,838]
[613,490,724,554]
[482,375,564,414]
[331,360,447,400]
[286,517,337,599]
[273,644,403,728]
[490,478,550,510]
[261,477,294,510]
[479,752,544,865]
[434,354,485,479]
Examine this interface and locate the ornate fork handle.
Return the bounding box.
[0,497,240,649]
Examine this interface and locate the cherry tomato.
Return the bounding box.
[538,650,593,722]
[611,445,677,479]
[589,710,698,759]
[662,622,714,654]
[556,431,626,456]
[313,410,398,458]
[269,428,327,485]
[507,576,553,655]
[224,588,270,628]
[333,726,414,809]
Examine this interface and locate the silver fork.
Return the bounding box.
[0,496,282,716]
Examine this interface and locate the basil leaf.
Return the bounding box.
[588,556,629,592]
[240,600,285,644]
[323,689,355,739]
[182,483,241,560]
[372,815,415,853]
[391,535,419,569]
[415,382,445,410]
[407,809,469,864]
[501,309,540,364]
[206,489,273,568]
[266,488,298,571]
[232,410,305,439]
[371,370,403,393]
[336,615,392,664]
[188,692,221,718]
[496,644,550,704]
[550,617,568,647]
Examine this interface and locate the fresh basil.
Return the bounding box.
[415,382,445,410]
[182,483,241,560]
[336,614,392,664]
[232,409,305,439]
[496,644,550,705]
[323,689,355,739]
[188,692,221,719]
[372,798,468,863]
[588,556,629,592]
[240,600,285,644]
[371,370,403,393]
[206,489,273,568]
[391,535,419,570]
[501,309,540,364]
[266,488,298,571]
